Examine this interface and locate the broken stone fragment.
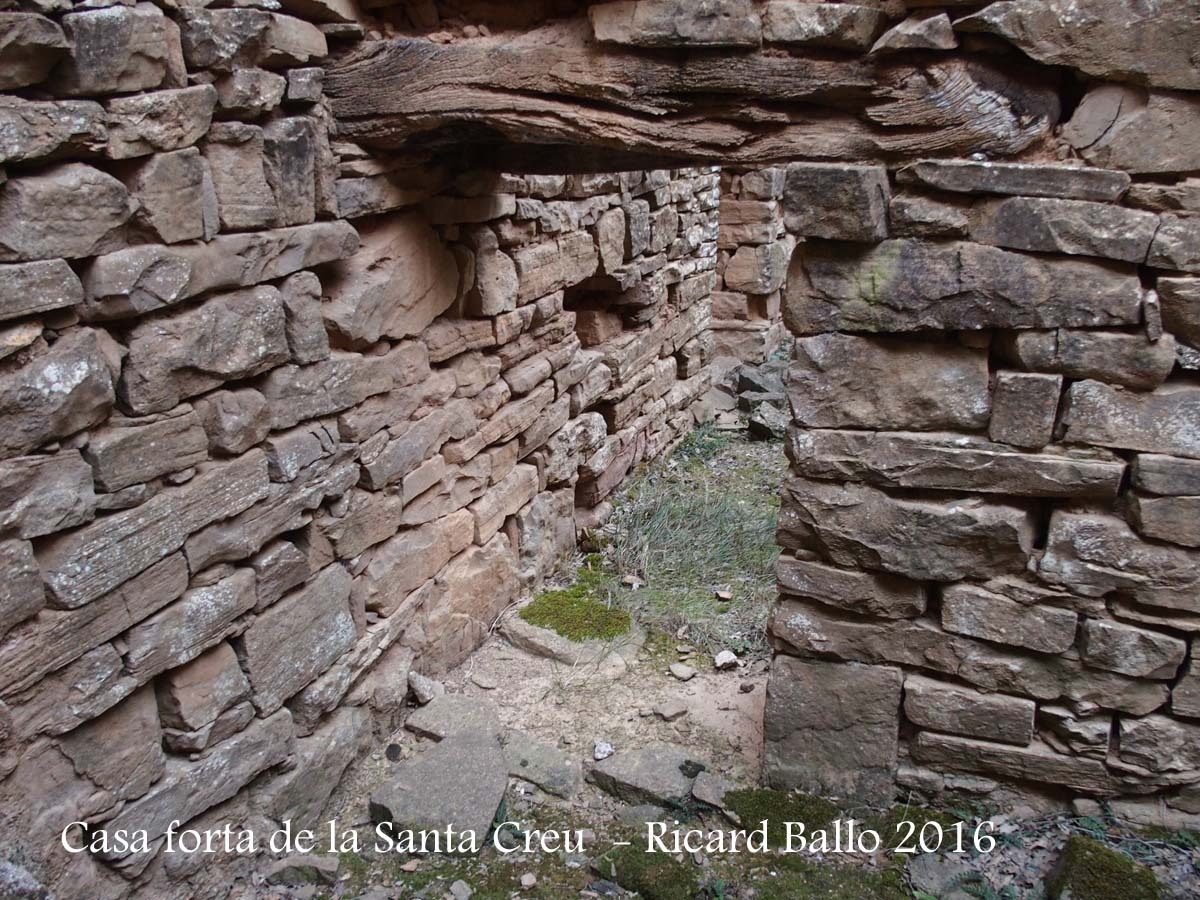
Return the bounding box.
[1061,381,1200,460]
[370,730,508,854]
[178,8,327,72]
[1118,714,1200,773]
[968,197,1158,263]
[988,372,1061,449]
[0,539,43,640]
[1081,619,1186,680]
[214,68,287,118]
[265,855,339,887]
[1148,214,1200,274]
[897,159,1131,202]
[1064,85,1200,175]
[122,148,209,244]
[0,163,133,262]
[590,744,709,806]
[502,730,583,799]
[956,0,1200,92]
[870,12,956,54]
[193,389,271,456]
[0,259,82,323]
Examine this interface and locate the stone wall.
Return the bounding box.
[766,154,1200,821]
[3,0,1200,894]
[0,4,717,894]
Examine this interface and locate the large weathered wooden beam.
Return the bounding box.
[324,26,1060,165]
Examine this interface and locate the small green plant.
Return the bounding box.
[723,788,840,849]
[1047,836,1165,900]
[520,584,630,642]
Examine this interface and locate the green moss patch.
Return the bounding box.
[723,789,840,849]
[1047,836,1165,900]
[598,843,700,900]
[520,586,630,643]
[750,855,910,900]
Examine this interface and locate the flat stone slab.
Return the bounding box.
[405,694,502,743]
[589,744,709,807]
[370,730,507,854]
[502,613,645,677]
[501,729,583,799]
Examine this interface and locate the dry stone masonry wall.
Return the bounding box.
[2,0,1200,895]
[0,3,718,894]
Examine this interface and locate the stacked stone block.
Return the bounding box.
[0,5,716,895]
[766,156,1200,826]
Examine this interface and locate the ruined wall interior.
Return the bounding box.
[1,0,1200,896]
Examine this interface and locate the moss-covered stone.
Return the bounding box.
[723,788,840,849]
[1047,836,1164,900]
[519,584,630,643]
[598,843,700,900]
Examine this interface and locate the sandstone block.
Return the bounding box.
[941,583,1077,654]
[957,0,1200,92]
[1159,278,1200,347]
[193,389,271,456]
[123,148,208,244]
[783,163,888,241]
[287,67,324,102]
[0,555,186,700]
[85,406,208,492]
[0,540,43,640]
[1062,381,1200,459]
[202,122,278,231]
[969,197,1158,263]
[1149,214,1200,274]
[1082,619,1186,680]
[215,67,286,118]
[1132,453,1200,497]
[0,328,117,461]
[595,206,626,274]
[353,511,475,615]
[237,564,355,715]
[105,85,218,160]
[1005,329,1177,391]
[59,686,163,801]
[427,534,519,670]
[771,598,1167,715]
[264,117,317,227]
[897,160,1131,202]
[765,656,901,802]
[513,231,598,303]
[1128,494,1200,549]
[50,4,169,96]
[722,238,790,294]
[258,705,370,830]
[904,674,1034,746]
[912,732,1114,796]
[0,96,106,165]
[83,220,358,319]
[988,371,1061,449]
[0,163,133,262]
[590,0,762,47]
[1119,715,1200,773]
[888,193,969,238]
[1174,658,1200,720]
[763,1,885,50]
[785,239,1142,335]
[259,353,392,430]
[179,9,326,72]
[0,451,95,540]
[96,709,292,868]
[119,285,290,414]
[0,13,67,91]
[1038,511,1200,614]
[278,271,330,364]
[775,554,924,619]
[37,450,268,609]
[788,333,990,430]
[325,212,458,345]
[0,259,82,322]
[871,12,956,53]
[1064,85,1200,175]
[469,464,539,543]
[787,429,1125,500]
[156,642,250,732]
[780,477,1034,582]
[124,568,257,681]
